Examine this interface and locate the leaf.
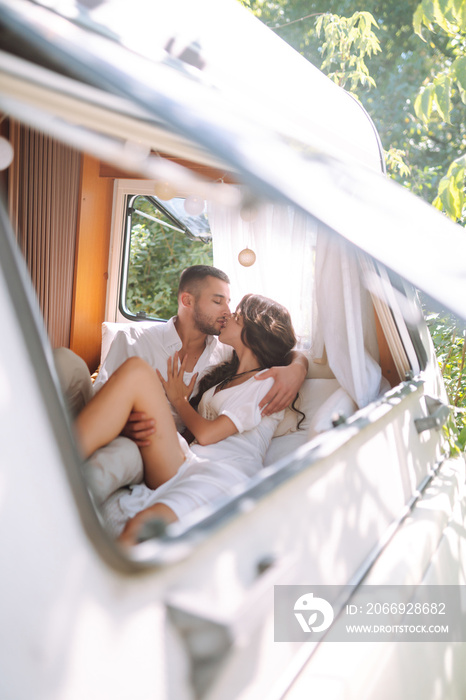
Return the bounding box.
[457,424,466,449]
[433,0,455,30]
[453,0,466,29]
[453,56,466,92]
[414,84,434,122]
[432,75,452,122]
[413,3,427,39]
[421,0,437,26]
[433,156,466,219]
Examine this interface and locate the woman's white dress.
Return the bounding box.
[110,375,283,532]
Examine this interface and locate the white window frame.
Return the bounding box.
[106,179,195,322]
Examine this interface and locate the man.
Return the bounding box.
[94,265,308,445]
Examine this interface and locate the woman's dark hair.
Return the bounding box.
[191,294,305,426]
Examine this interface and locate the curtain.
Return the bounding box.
[209,198,317,347]
[8,122,81,348]
[312,226,383,408]
[210,195,386,409]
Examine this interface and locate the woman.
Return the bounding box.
[75,294,300,544]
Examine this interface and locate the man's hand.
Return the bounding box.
[121,410,155,447]
[256,360,307,415]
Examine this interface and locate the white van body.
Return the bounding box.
[0,1,465,699]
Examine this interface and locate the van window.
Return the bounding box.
[121,194,213,320]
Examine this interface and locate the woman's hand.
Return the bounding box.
[157,351,197,407]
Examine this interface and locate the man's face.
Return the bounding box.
[192,276,231,336]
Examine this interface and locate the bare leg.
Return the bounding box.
[118,503,177,546]
[74,357,185,488]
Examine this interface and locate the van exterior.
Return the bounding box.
[0,1,465,699]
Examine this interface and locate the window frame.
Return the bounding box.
[106,179,212,324]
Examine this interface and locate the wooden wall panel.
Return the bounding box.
[70,155,114,372]
[374,308,399,387]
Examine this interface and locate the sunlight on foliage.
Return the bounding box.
[127,199,213,320]
[425,309,466,448]
[432,154,466,222]
[384,148,411,178]
[315,11,381,94]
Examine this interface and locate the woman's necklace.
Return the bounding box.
[216,367,263,393]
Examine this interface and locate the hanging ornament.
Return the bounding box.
[153,180,177,200]
[0,137,14,171]
[184,195,205,216]
[238,247,256,267]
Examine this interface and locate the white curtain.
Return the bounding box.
[209,200,384,409]
[209,200,317,347]
[312,226,383,408]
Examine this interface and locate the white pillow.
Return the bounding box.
[100,321,154,366]
[82,436,143,505]
[307,387,358,438]
[273,378,340,437]
[53,347,93,417]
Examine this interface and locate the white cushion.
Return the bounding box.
[265,380,357,466]
[100,320,154,366]
[53,347,93,417]
[82,436,143,506]
[308,387,358,438]
[274,378,340,437]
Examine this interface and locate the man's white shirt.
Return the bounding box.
[93,317,232,431]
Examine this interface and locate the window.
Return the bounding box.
[120,194,213,320]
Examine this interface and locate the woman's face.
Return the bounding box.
[218,309,243,347]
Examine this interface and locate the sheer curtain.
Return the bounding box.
[209,199,317,347]
[210,198,386,409]
[312,226,384,408]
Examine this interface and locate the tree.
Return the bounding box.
[412,0,466,223]
[244,0,465,218]
[242,0,466,441]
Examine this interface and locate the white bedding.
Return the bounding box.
[54,346,358,513]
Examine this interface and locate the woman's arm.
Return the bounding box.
[157,353,238,446]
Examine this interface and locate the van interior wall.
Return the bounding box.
[6,123,114,372]
[69,155,114,372]
[0,117,9,199]
[8,122,81,348]
[374,310,400,387]
[4,123,402,386]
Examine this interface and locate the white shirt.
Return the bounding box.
[93,317,231,430]
[118,376,284,522]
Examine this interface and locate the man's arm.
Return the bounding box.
[256,350,308,415]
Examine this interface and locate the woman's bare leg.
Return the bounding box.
[74,357,185,488]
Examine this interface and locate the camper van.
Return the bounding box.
[1,0,466,698]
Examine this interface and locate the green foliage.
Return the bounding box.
[413,0,466,39]
[411,0,466,221]
[384,147,411,178]
[424,308,466,446]
[432,154,466,220]
[241,0,466,440]
[315,11,381,93]
[126,198,213,320]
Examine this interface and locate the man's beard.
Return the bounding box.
[192,306,221,336]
